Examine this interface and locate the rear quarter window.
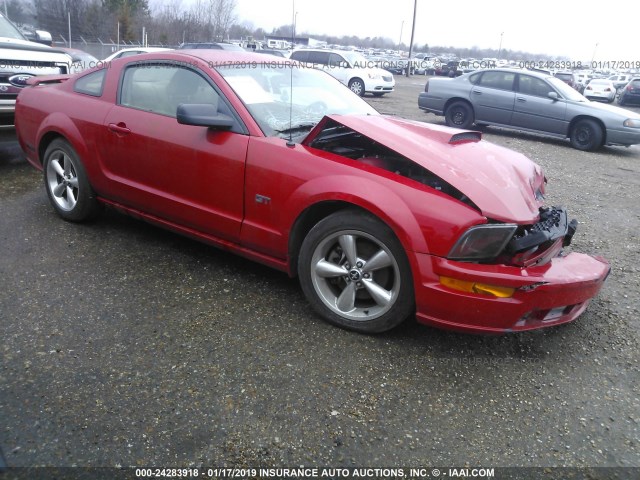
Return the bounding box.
[74,69,107,97]
[469,72,482,85]
[478,71,516,91]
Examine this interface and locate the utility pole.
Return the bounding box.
[406,0,417,77]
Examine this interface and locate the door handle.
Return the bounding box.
[472,90,482,95]
[517,97,526,102]
[108,122,131,135]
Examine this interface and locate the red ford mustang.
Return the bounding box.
[15,51,610,334]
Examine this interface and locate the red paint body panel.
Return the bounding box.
[14,50,610,334]
[99,105,248,241]
[322,115,545,223]
[241,136,484,260]
[414,253,610,333]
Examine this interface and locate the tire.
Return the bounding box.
[445,101,474,129]
[618,97,625,106]
[569,119,604,152]
[298,210,414,333]
[43,138,101,222]
[348,78,365,96]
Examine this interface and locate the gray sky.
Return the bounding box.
[232,0,637,62]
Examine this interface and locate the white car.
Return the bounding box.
[289,48,394,96]
[608,73,634,90]
[102,47,171,62]
[584,79,617,103]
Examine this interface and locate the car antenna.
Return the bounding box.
[286,0,296,148]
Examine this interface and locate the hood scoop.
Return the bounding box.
[449,131,482,144]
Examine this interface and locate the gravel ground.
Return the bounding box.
[1,75,639,474]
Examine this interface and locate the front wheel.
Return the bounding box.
[348,78,365,96]
[298,210,414,333]
[445,101,475,129]
[570,119,604,151]
[43,138,101,221]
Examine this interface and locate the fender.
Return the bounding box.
[36,112,90,166]
[284,174,430,255]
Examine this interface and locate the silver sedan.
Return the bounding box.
[418,68,640,151]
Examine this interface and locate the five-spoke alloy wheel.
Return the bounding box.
[43,139,101,222]
[299,210,414,333]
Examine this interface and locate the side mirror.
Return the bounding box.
[176,103,234,129]
[548,91,559,101]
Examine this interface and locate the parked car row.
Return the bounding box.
[418,68,640,151]
[62,44,395,97]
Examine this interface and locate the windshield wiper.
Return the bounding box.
[276,122,317,134]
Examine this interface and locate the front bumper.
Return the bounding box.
[365,76,395,94]
[605,126,640,146]
[413,252,610,334]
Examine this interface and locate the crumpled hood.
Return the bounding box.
[327,114,544,223]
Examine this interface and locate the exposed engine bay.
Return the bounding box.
[308,119,477,209]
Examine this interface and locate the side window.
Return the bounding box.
[120,64,221,118]
[328,53,347,68]
[74,69,107,97]
[518,75,554,97]
[469,72,482,85]
[290,51,308,62]
[308,51,329,65]
[478,71,515,91]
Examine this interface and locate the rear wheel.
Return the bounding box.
[298,210,414,333]
[570,119,604,151]
[445,101,474,129]
[43,139,101,221]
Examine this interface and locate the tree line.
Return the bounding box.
[5,0,559,61]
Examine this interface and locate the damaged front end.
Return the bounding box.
[503,207,578,267]
[448,206,580,268]
[302,114,609,333]
[305,117,479,210]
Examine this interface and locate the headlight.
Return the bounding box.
[367,73,381,80]
[448,224,517,262]
[623,118,640,128]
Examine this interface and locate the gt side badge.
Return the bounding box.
[255,194,271,205]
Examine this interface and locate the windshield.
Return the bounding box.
[218,63,378,137]
[547,76,585,102]
[0,14,26,40]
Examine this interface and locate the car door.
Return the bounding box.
[470,70,516,124]
[326,53,350,85]
[100,62,249,242]
[511,74,567,135]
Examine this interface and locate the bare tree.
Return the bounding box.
[209,0,236,41]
